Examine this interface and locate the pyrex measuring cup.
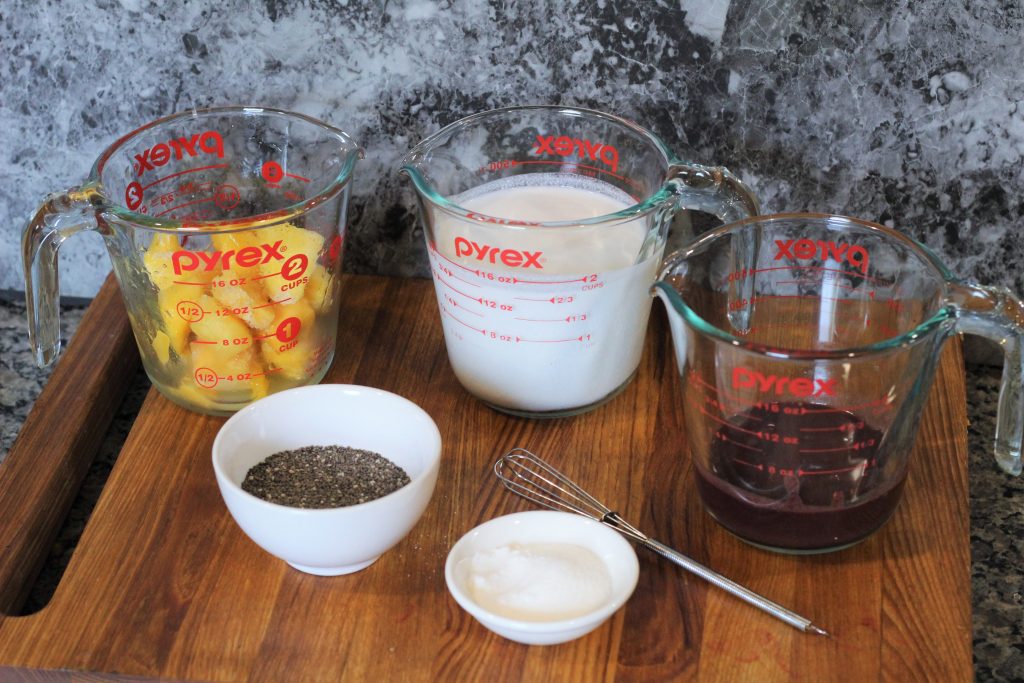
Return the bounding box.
[402,105,758,417]
[654,213,1024,553]
[23,107,362,415]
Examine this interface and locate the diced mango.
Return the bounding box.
[210,270,275,330]
[261,297,316,336]
[210,231,263,277]
[249,371,269,401]
[256,223,325,301]
[260,299,319,380]
[156,283,194,358]
[143,232,182,290]
[152,330,171,365]
[188,345,268,401]
[190,295,252,359]
[144,232,222,289]
[304,263,335,314]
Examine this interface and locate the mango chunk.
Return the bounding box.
[189,295,253,359]
[188,345,268,401]
[260,299,319,381]
[304,264,335,315]
[210,270,275,330]
[152,330,171,365]
[255,223,325,301]
[143,233,182,290]
[210,231,264,277]
[156,283,195,358]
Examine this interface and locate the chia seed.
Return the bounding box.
[241,445,411,509]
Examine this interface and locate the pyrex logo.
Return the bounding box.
[774,239,870,276]
[454,237,543,269]
[732,367,836,398]
[533,135,620,173]
[134,130,225,178]
[171,240,285,275]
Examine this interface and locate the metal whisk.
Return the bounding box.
[494,448,829,636]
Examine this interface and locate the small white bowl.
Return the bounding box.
[445,510,639,645]
[212,384,441,576]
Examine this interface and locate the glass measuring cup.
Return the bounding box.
[23,107,362,415]
[401,105,758,417]
[654,213,1024,553]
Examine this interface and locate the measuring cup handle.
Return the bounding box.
[949,281,1024,475]
[666,163,760,225]
[21,185,102,367]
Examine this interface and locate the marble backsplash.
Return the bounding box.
[1,0,1022,299]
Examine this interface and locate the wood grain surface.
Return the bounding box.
[0,274,972,682]
[0,275,138,615]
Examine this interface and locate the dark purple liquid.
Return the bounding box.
[695,402,906,551]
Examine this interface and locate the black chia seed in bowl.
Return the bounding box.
[241,445,411,509]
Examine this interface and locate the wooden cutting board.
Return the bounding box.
[0,273,971,682]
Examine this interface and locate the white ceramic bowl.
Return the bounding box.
[445,510,640,645]
[212,384,441,576]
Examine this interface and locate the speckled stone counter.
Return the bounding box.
[1,297,1021,680]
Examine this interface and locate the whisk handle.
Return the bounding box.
[639,538,823,634]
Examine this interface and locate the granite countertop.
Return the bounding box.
[1,297,1021,679]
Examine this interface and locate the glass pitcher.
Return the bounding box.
[654,213,1024,552]
[23,106,362,415]
[402,105,759,417]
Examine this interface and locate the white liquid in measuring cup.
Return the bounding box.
[427,174,661,414]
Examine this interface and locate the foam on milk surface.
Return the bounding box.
[428,174,662,413]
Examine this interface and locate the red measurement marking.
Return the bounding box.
[444,296,484,317]
[285,172,310,182]
[193,367,219,389]
[252,297,292,309]
[142,163,230,191]
[734,457,764,470]
[441,304,486,335]
[799,444,863,454]
[432,259,480,287]
[154,196,215,218]
[432,269,482,303]
[514,275,591,285]
[192,340,218,345]
[429,242,479,274]
[687,371,746,403]
[805,399,891,414]
[723,265,892,286]
[751,294,852,304]
[172,280,207,286]
[699,406,761,437]
[799,465,864,476]
[515,335,584,343]
[254,332,276,340]
[800,424,852,432]
[776,279,866,292]
[514,317,569,323]
[718,436,762,453]
[251,271,279,281]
